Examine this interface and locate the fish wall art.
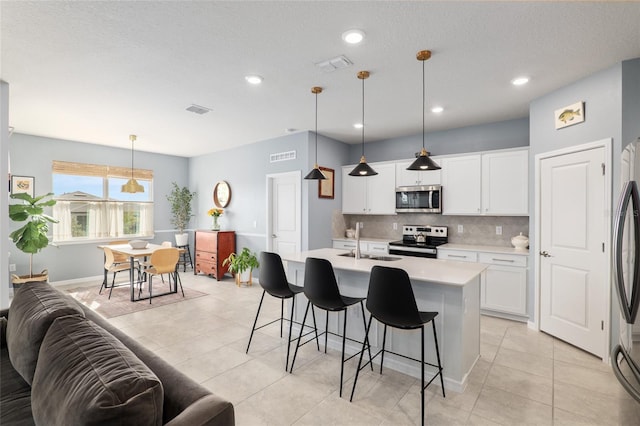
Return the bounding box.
[555,101,585,129]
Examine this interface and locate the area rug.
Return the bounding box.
[66,282,208,319]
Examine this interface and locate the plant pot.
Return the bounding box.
[235,269,252,287]
[11,269,49,288]
[175,233,189,247]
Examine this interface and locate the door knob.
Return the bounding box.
[272,234,277,238]
[539,250,552,257]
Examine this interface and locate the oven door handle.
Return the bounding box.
[389,245,436,254]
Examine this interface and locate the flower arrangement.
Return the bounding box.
[207,208,223,217]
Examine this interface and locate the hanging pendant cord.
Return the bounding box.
[361,76,365,157]
[422,58,426,151]
[315,91,318,163]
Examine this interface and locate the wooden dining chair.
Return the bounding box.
[102,246,141,299]
[142,247,183,303]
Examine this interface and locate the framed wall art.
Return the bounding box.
[10,175,34,197]
[555,101,585,129]
[318,167,334,199]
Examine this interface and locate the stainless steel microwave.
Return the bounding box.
[395,185,442,213]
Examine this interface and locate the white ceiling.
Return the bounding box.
[2,1,639,158]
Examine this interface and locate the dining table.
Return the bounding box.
[98,243,183,302]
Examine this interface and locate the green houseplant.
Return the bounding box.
[223,247,259,286]
[166,182,196,246]
[9,192,58,283]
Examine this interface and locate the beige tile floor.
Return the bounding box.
[65,272,640,425]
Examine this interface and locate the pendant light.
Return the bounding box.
[304,86,327,180]
[349,71,377,176]
[407,50,441,171]
[121,134,145,193]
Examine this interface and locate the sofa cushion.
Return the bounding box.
[6,282,84,384]
[31,315,164,426]
[0,349,34,426]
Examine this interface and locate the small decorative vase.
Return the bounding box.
[212,216,220,231]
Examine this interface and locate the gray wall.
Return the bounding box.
[529,62,625,330]
[8,133,189,282]
[350,117,529,164]
[188,131,350,261]
[308,134,350,250]
[622,59,640,148]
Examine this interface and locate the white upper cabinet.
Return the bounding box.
[481,149,529,215]
[441,154,482,215]
[342,162,396,215]
[441,148,529,216]
[395,157,442,187]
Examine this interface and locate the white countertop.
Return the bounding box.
[283,248,487,287]
[439,243,529,256]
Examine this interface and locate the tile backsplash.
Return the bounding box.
[333,211,529,247]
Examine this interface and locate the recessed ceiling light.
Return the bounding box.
[342,29,365,45]
[245,75,263,85]
[353,123,364,129]
[431,106,444,113]
[511,76,529,86]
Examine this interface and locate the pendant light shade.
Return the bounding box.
[407,50,441,171]
[121,134,145,193]
[304,86,327,180]
[349,71,377,177]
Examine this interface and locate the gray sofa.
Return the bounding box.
[0,281,234,425]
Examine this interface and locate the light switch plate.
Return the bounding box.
[496,226,502,235]
[457,225,463,233]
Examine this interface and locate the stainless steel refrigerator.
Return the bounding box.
[612,137,640,402]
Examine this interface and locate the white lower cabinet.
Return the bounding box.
[332,239,389,254]
[438,248,528,319]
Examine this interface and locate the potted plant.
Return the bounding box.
[223,247,260,287]
[166,182,196,246]
[9,192,58,285]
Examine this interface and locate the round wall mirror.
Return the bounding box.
[213,181,231,208]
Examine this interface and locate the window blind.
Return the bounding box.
[52,160,153,180]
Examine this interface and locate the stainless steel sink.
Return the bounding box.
[338,252,371,258]
[337,252,400,261]
[368,255,401,261]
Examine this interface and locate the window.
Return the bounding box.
[51,161,154,242]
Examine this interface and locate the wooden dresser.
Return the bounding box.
[194,230,236,281]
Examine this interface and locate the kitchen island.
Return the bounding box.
[282,248,487,393]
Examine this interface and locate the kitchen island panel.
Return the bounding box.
[283,249,484,392]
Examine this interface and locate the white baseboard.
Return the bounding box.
[49,275,103,288]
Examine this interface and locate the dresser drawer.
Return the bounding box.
[195,261,217,276]
[437,249,478,262]
[195,251,216,262]
[478,252,527,267]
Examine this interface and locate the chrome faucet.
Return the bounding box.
[355,222,361,259]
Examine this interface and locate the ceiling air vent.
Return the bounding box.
[270,150,296,163]
[315,55,353,73]
[186,104,211,115]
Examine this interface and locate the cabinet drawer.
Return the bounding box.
[195,251,216,262]
[366,243,389,254]
[478,252,527,267]
[333,240,358,250]
[438,250,477,262]
[195,261,217,275]
[196,232,218,252]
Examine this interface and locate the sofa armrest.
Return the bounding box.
[164,394,234,426]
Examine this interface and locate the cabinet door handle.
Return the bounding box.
[492,258,515,263]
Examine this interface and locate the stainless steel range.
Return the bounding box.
[389,225,448,258]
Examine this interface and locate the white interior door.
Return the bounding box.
[539,144,609,358]
[267,171,301,256]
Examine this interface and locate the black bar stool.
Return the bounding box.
[246,252,319,371]
[289,257,373,397]
[176,244,193,272]
[350,265,445,426]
